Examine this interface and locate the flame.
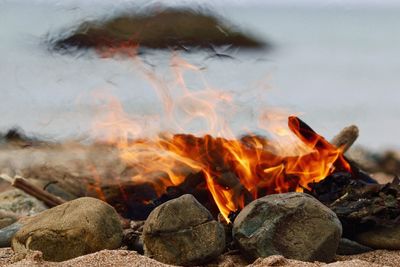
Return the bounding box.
[89,53,351,222]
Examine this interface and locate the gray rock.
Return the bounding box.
[355,225,400,249]
[233,192,342,262]
[143,194,225,266]
[12,197,123,261]
[0,222,22,247]
[337,238,373,255]
[0,189,47,216]
[0,210,19,229]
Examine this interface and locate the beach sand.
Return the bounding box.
[1,248,400,267]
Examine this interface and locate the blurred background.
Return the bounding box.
[1,0,399,150]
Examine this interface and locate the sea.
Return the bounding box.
[1,0,399,150]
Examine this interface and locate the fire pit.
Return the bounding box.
[1,104,398,266]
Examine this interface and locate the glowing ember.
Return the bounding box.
[90,54,351,222]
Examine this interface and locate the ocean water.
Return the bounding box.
[1,1,399,150]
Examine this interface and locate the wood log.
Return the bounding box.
[331,125,359,153]
[0,174,66,207]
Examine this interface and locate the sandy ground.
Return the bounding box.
[1,248,400,267]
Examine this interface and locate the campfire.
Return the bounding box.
[93,115,352,223]
[72,57,352,222]
[1,56,399,266]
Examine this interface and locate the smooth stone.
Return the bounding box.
[0,222,22,247]
[143,194,225,266]
[355,225,400,249]
[233,192,342,262]
[12,197,123,262]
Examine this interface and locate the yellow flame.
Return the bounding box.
[88,53,350,222]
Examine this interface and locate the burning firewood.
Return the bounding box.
[286,118,399,237]
[0,116,374,228]
[101,116,363,221]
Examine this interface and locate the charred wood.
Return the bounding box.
[122,228,144,254]
[306,172,400,238]
[100,171,218,220]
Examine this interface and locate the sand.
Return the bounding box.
[1,248,400,267]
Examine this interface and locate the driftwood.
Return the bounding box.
[331,125,359,153]
[0,174,66,207]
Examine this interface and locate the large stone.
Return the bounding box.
[11,197,123,261]
[355,225,400,249]
[143,194,225,266]
[233,192,342,262]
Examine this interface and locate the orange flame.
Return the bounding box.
[89,54,351,222]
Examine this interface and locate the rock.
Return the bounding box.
[11,197,123,262]
[337,238,373,255]
[0,222,22,248]
[130,220,145,232]
[346,146,380,173]
[0,216,34,248]
[0,210,19,229]
[122,229,144,254]
[53,9,266,54]
[233,192,342,262]
[0,189,47,216]
[143,194,225,266]
[379,151,400,175]
[355,225,400,249]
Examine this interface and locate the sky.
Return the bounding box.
[194,0,400,6]
[5,0,400,7]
